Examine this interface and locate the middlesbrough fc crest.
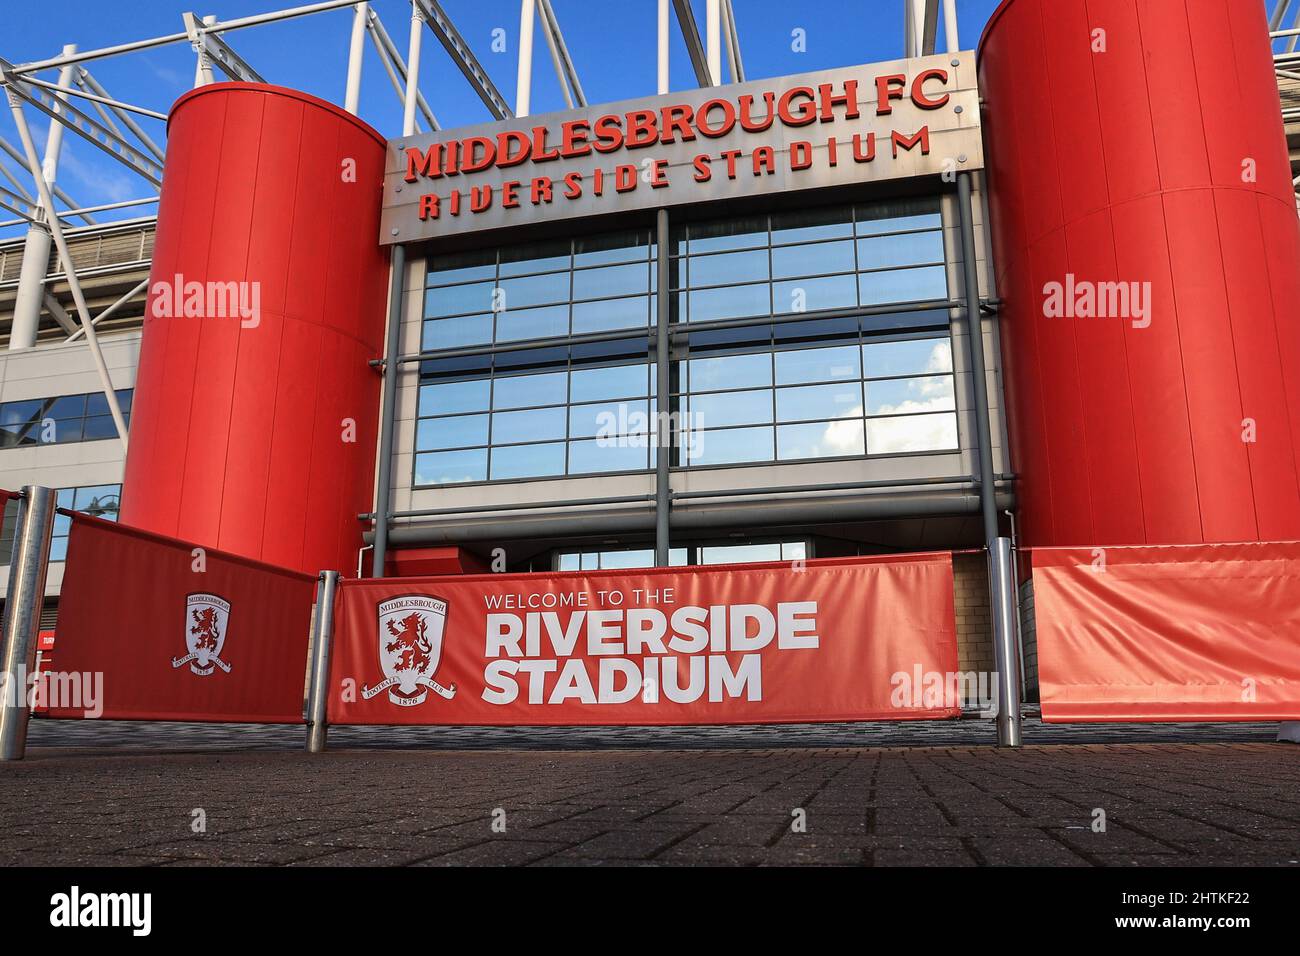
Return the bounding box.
[172,592,232,676]
[362,595,457,706]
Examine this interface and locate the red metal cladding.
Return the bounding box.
[979,0,1300,546]
[121,83,389,575]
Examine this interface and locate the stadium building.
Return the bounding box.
[2,0,1299,720]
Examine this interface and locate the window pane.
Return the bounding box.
[570,364,647,403]
[699,543,784,565]
[428,248,495,286]
[419,379,490,416]
[573,231,650,266]
[422,314,492,351]
[48,395,85,418]
[416,414,488,451]
[686,389,772,428]
[771,208,853,244]
[855,202,942,236]
[687,216,767,253]
[73,485,120,514]
[770,240,855,280]
[425,281,496,319]
[774,345,861,385]
[863,337,953,377]
[865,376,956,415]
[688,352,772,391]
[415,449,488,484]
[865,413,959,453]
[688,249,768,287]
[567,439,649,474]
[571,295,650,333]
[685,426,773,465]
[54,419,84,443]
[776,382,862,423]
[81,416,117,441]
[573,262,650,300]
[0,400,40,430]
[687,283,770,322]
[569,400,650,439]
[491,441,566,479]
[492,407,567,444]
[498,272,570,309]
[494,303,568,342]
[777,419,866,459]
[773,274,858,315]
[597,548,657,569]
[498,239,570,276]
[858,266,948,305]
[857,231,945,270]
[493,371,568,409]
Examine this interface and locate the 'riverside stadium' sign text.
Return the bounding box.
[379,52,983,244]
[326,554,961,726]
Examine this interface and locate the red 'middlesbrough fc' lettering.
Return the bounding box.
[403,70,952,220]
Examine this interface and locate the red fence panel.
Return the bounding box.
[1033,542,1300,721]
[327,553,960,726]
[45,513,318,723]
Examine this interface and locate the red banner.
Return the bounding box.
[45,514,318,723]
[1034,542,1300,721]
[327,553,959,726]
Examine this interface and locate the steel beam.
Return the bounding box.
[344,2,368,114]
[183,11,265,84]
[0,137,89,221]
[414,0,513,119]
[670,0,712,87]
[8,98,130,446]
[79,70,165,162]
[366,6,438,131]
[1,57,163,187]
[722,0,744,82]
[537,0,586,107]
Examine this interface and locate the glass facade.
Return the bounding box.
[0,390,133,447]
[0,483,121,565]
[556,540,806,571]
[416,198,957,486]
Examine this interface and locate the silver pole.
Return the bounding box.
[655,208,671,566]
[344,2,369,115]
[9,45,75,352]
[0,486,57,761]
[515,0,536,117]
[402,4,424,136]
[989,537,1023,747]
[943,0,960,54]
[371,243,406,576]
[305,571,339,753]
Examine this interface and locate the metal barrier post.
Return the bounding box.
[305,570,340,754]
[0,486,57,761]
[989,536,1023,747]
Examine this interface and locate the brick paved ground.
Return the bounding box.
[2,718,1297,866]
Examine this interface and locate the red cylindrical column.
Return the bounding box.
[122,83,389,574]
[979,0,1300,547]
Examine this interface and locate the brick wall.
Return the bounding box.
[951,553,1040,708]
[952,553,993,707]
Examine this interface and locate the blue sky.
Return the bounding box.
[0,0,1287,236]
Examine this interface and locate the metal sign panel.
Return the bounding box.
[380,51,982,245]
